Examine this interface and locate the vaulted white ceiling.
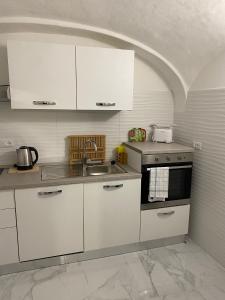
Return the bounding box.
[0,0,225,87]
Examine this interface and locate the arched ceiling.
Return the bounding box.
[0,0,225,88]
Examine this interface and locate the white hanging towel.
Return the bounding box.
[148,167,169,202]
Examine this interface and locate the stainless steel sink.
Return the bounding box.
[42,164,83,180]
[84,164,126,176]
[85,165,109,176]
[41,163,126,180]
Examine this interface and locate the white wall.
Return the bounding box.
[191,51,225,90]
[0,32,173,165]
[174,88,225,267]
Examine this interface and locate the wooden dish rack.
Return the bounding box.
[68,135,106,164]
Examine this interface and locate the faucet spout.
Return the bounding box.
[83,140,98,164]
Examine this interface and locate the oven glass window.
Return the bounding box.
[168,167,192,200]
[141,165,192,203]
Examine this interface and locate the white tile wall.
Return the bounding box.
[174,88,225,267]
[0,91,173,165]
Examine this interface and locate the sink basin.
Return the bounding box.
[42,164,83,180]
[84,164,126,176]
[85,165,109,176]
[41,163,127,180]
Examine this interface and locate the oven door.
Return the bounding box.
[141,164,192,204]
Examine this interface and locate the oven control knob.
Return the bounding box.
[154,157,159,162]
[166,156,170,161]
[177,156,182,160]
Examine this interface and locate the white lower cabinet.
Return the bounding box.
[140,205,190,242]
[0,190,19,265]
[0,190,15,209]
[84,179,141,251]
[0,228,19,265]
[0,209,16,229]
[15,184,83,261]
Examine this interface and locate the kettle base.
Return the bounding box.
[16,165,33,171]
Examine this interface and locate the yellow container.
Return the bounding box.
[116,145,127,164]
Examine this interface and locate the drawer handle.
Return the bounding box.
[157,211,175,217]
[38,190,62,196]
[103,184,123,189]
[33,101,56,105]
[96,102,116,107]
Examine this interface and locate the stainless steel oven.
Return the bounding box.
[141,153,193,205]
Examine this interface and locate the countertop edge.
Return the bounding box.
[0,164,141,191]
[123,142,194,154]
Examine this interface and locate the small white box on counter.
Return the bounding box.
[152,127,173,143]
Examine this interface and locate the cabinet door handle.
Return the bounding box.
[38,190,62,196]
[103,184,123,189]
[6,86,11,100]
[33,101,56,105]
[157,211,175,217]
[96,102,116,107]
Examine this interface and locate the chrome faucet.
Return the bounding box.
[82,140,98,164]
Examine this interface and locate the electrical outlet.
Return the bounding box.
[193,141,202,150]
[0,138,14,148]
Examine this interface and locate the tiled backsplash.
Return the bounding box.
[0,91,173,165]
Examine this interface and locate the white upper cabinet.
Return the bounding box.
[76,46,134,110]
[7,40,76,110]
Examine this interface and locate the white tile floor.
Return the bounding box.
[0,241,225,300]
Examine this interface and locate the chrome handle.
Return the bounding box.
[147,165,192,171]
[33,101,56,105]
[157,211,175,217]
[96,102,116,107]
[6,86,11,100]
[169,165,192,170]
[103,184,123,189]
[38,190,62,196]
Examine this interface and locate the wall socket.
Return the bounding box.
[193,141,202,150]
[0,138,14,148]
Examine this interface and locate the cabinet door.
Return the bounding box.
[84,179,141,251]
[15,184,83,261]
[0,228,19,265]
[140,205,190,242]
[0,190,15,209]
[7,40,76,110]
[0,209,16,229]
[76,46,134,110]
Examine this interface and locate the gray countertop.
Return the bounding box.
[0,164,141,191]
[124,142,194,154]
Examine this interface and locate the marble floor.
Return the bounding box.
[0,241,225,300]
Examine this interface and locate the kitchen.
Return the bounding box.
[0,1,225,300]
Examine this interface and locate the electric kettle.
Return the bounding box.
[16,146,39,170]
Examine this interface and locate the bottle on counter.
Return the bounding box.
[116,145,128,164]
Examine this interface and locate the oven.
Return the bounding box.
[141,153,193,204]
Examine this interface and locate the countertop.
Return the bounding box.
[0,164,141,191]
[124,142,194,154]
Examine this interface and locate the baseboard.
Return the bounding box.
[0,235,186,276]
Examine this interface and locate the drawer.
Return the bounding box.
[140,205,190,242]
[0,227,19,265]
[0,190,15,209]
[0,209,16,229]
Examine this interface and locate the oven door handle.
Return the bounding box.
[147,165,192,171]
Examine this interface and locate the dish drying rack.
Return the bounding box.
[68,135,106,164]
